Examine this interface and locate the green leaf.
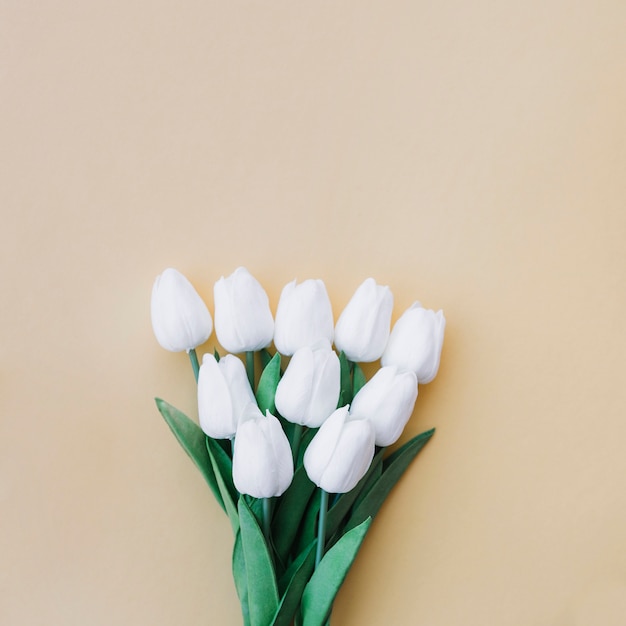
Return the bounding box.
[337,352,352,407]
[232,531,251,626]
[296,426,318,467]
[272,542,317,626]
[382,428,435,469]
[206,437,239,534]
[214,348,221,362]
[155,398,224,511]
[245,495,265,530]
[277,539,316,594]
[301,517,372,626]
[325,448,384,540]
[345,428,435,533]
[260,348,273,369]
[256,352,282,414]
[352,449,384,512]
[278,415,296,448]
[238,497,280,626]
[272,465,317,564]
[295,491,321,556]
[352,363,367,396]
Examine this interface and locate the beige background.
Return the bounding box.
[2,1,626,624]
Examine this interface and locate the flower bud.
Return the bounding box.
[151,268,212,352]
[334,278,393,362]
[382,303,445,383]
[232,404,294,498]
[273,279,334,356]
[213,267,274,353]
[197,354,256,439]
[350,366,418,447]
[303,406,375,494]
[274,341,340,428]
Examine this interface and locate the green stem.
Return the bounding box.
[246,351,255,389]
[292,424,303,463]
[315,490,329,568]
[262,498,272,545]
[188,348,200,383]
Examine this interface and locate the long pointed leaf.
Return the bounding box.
[296,427,318,467]
[272,542,317,626]
[301,518,372,626]
[337,352,352,407]
[256,352,282,414]
[273,466,317,564]
[345,428,435,533]
[352,363,367,396]
[260,348,273,369]
[232,531,251,626]
[155,398,224,511]
[294,491,321,556]
[383,427,435,469]
[326,448,384,540]
[238,498,280,626]
[277,539,316,594]
[352,448,384,511]
[245,495,265,530]
[206,438,239,533]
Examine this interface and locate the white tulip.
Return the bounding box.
[273,279,334,356]
[232,404,294,498]
[350,366,418,447]
[274,341,340,428]
[151,268,212,352]
[197,354,255,439]
[303,406,375,494]
[382,303,445,383]
[334,278,393,362]
[213,267,274,353]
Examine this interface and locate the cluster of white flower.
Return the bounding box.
[151,267,445,498]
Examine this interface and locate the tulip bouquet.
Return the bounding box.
[151,267,445,626]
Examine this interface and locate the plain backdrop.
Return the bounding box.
[1,1,626,624]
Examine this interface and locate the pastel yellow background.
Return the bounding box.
[2,1,626,624]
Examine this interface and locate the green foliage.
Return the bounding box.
[256,352,281,414]
[352,362,367,396]
[272,542,317,626]
[155,398,225,511]
[325,448,384,541]
[345,429,435,533]
[300,518,372,626]
[239,498,280,626]
[337,351,353,407]
[259,348,273,370]
[272,466,317,565]
[294,490,322,557]
[232,531,251,626]
[206,437,239,533]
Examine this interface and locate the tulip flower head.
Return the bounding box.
[274,341,341,428]
[232,404,294,498]
[213,267,274,353]
[273,279,334,356]
[197,354,256,439]
[350,365,418,447]
[334,278,393,362]
[151,268,212,352]
[303,406,375,494]
[382,303,445,383]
